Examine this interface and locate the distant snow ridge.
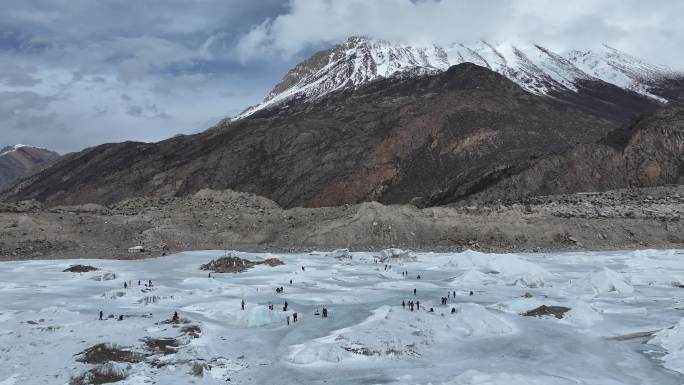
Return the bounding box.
[565,267,634,297]
[442,250,548,288]
[0,144,29,156]
[650,318,684,375]
[238,36,682,118]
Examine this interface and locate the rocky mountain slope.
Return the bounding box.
[4,63,628,208]
[239,37,684,119]
[457,103,684,205]
[3,39,682,209]
[0,145,60,191]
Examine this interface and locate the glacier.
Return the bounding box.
[2,249,684,384]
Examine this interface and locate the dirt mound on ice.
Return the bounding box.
[523,305,571,319]
[69,362,128,385]
[75,343,145,364]
[200,255,284,273]
[63,264,98,273]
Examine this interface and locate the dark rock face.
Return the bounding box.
[460,103,684,204]
[2,63,675,208]
[0,146,60,191]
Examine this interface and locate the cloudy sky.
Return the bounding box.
[2,0,683,153]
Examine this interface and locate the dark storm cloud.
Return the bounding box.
[0,0,292,153]
[1,0,683,153]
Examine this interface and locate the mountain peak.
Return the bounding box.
[238,37,684,119]
[0,144,60,191]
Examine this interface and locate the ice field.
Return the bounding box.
[2,249,684,384]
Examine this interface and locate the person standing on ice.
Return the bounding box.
[286,315,290,325]
[293,312,298,322]
[413,288,417,296]
[241,299,245,310]
[416,300,420,310]
[99,311,103,320]
[124,281,127,289]
[284,301,288,311]
[402,300,405,309]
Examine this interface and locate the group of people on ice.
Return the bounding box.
[234,265,331,326]
[402,288,475,316]
[100,279,156,321]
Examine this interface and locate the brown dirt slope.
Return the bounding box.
[1,186,682,260]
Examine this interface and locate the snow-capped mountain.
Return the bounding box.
[0,144,60,190]
[239,37,683,118]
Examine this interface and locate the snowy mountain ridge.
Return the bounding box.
[0,144,31,156]
[0,144,60,190]
[238,36,683,118]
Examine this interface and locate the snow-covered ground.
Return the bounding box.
[2,249,684,384]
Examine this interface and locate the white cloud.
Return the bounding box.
[237,0,684,68]
[2,0,683,153]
